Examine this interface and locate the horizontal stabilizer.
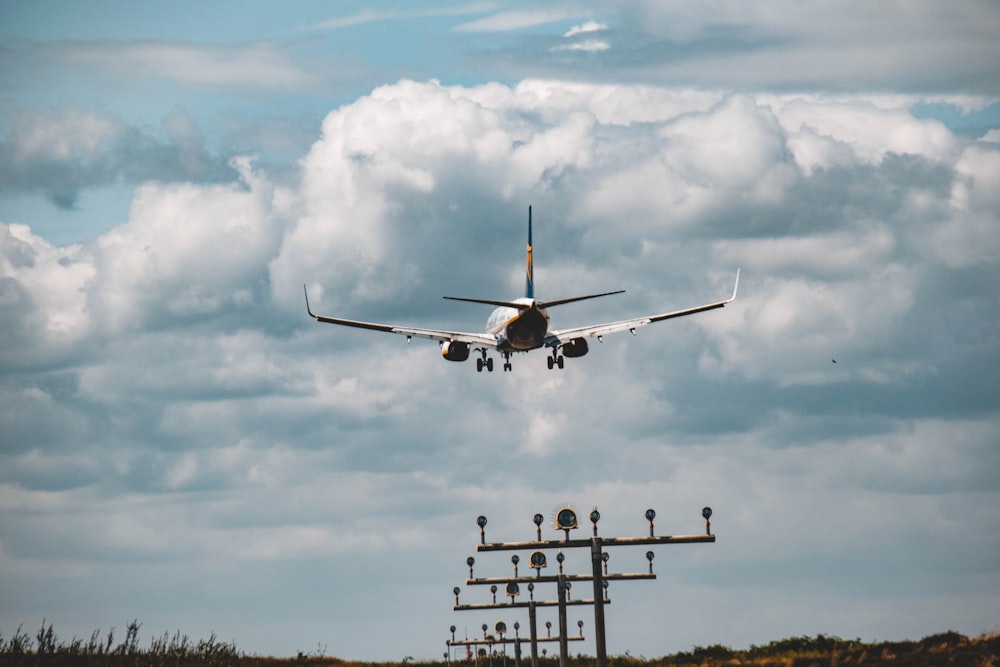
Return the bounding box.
[443,290,624,311]
[443,296,531,310]
[538,290,624,309]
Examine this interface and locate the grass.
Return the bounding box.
[0,620,238,666]
[2,621,997,666]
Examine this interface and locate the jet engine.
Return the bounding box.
[561,338,589,358]
[441,340,471,362]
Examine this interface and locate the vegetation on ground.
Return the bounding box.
[2,620,997,666]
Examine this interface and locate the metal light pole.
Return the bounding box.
[453,505,715,667]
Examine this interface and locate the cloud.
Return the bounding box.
[295,3,501,32]
[0,224,96,365]
[297,8,387,31]
[564,21,608,38]
[88,156,281,328]
[551,39,610,53]
[0,105,233,209]
[482,1,1000,94]
[933,138,1000,267]
[455,8,582,32]
[2,79,999,657]
[553,20,610,52]
[54,40,316,92]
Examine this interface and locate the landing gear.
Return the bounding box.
[547,349,564,370]
[476,351,494,373]
[475,350,512,372]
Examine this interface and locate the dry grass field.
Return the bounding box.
[2,621,997,666]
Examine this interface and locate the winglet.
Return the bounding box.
[730,269,740,302]
[304,284,317,319]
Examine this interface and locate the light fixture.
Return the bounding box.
[477,515,488,544]
[555,507,578,539]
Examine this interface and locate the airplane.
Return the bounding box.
[304,207,739,372]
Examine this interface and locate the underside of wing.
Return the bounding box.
[304,286,498,349]
[387,325,498,348]
[547,270,739,346]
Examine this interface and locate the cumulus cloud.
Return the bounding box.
[2,79,999,657]
[89,156,282,329]
[1,156,281,367]
[934,138,1000,266]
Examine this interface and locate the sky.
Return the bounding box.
[2,0,999,660]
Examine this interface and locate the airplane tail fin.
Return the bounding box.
[444,205,624,310]
[525,206,534,299]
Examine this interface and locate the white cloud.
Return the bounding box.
[715,227,897,278]
[0,224,95,362]
[773,97,958,168]
[9,108,119,162]
[552,39,610,53]
[555,20,611,52]
[61,41,316,91]
[0,104,234,210]
[564,20,608,38]
[578,93,796,229]
[2,78,999,658]
[930,139,1000,267]
[620,0,1000,92]
[88,156,282,330]
[455,8,580,32]
[294,3,502,32]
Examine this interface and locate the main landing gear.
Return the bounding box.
[475,350,565,372]
[476,350,514,372]
[476,350,494,373]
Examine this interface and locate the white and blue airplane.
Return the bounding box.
[305,207,739,372]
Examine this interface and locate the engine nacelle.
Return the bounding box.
[561,338,589,358]
[441,340,471,362]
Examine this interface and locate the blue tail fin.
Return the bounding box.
[525,206,534,299]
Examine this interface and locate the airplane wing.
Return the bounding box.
[545,270,739,346]
[304,286,499,349]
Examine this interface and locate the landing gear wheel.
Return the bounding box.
[547,356,554,370]
[557,355,564,369]
[477,351,494,373]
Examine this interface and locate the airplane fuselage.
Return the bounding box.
[487,299,550,352]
